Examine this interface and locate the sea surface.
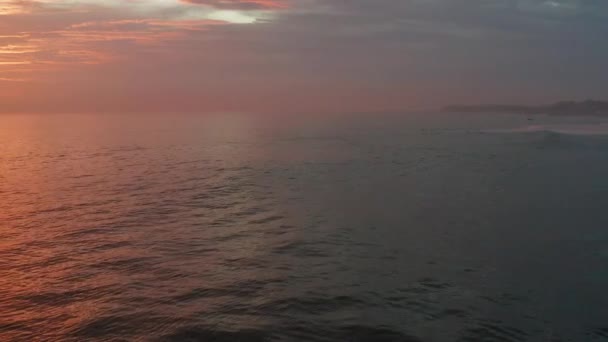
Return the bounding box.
[1,112,608,341]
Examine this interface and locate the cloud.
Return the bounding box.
[0,0,272,70]
[0,18,226,68]
[180,0,287,10]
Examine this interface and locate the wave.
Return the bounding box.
[484,123,608,136]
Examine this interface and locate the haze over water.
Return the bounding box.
[2,112,608,341]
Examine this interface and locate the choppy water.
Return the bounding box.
[1,112,608,341]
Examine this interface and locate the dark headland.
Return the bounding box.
[443,100,608,116]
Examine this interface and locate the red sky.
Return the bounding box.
[1,0,607,114]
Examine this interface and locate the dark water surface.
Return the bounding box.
[1,112,608,341]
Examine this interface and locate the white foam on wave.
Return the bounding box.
[485,123,608,136]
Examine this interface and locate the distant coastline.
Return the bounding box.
[443,100,608,116]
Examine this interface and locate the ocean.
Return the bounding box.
[1,112,608,341]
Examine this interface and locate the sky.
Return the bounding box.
[1,0,607,114]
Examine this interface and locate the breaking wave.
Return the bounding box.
[484,122,608,135]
